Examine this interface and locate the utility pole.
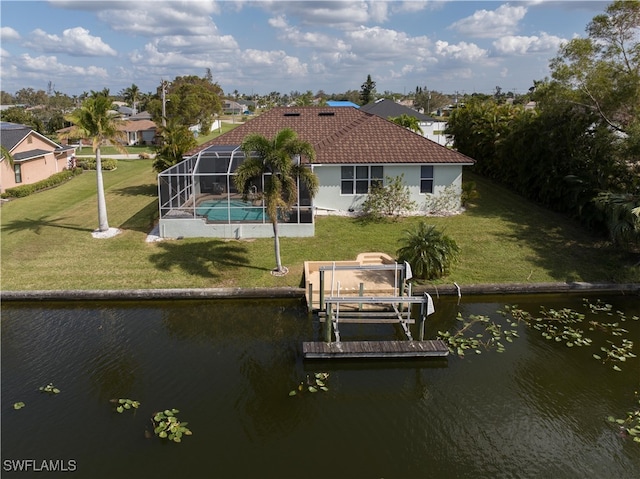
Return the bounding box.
[161,79,167,127]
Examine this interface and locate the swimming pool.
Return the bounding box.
[196,199,268,222]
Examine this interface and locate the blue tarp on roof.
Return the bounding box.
[326,101,359,108]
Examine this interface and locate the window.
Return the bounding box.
[14,164,22,183]
[420,165,434,194]
[341,165,383,195]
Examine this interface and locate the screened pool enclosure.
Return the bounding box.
[157,145,315,239]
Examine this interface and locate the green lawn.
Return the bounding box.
[1,162,637,291]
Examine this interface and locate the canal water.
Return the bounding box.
[1,293,639,478]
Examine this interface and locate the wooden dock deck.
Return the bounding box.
[303,340,449,359]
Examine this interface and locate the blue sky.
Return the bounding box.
[0,1,609,97]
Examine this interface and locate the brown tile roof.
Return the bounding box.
[117,119,157,132]
[189,106,474,165]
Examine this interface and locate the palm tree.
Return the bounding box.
[396,222,460,280]
[152,120,197,173]
[235,128,319,275]
[1,145,13,168]
[65,91,126,233]
[389,114,423,134]
[122,83,140,113]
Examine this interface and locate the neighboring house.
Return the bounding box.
[360,99,450,146]
[157,107,474,239]
[223,100,244,115]
[117,119,158,145]
[117,105,135,117]
[56,113,158,146]
[0,122,76,194]
[129,111,153,121]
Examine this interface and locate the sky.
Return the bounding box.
[0,0,610,98]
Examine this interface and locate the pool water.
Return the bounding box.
[196,199,267,222]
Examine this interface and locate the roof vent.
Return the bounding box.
[284,112,300,117]
[318,112,335,116]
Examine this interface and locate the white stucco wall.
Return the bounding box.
[312,164,465,215]
[419,121,451,146]
[159,218,315,239]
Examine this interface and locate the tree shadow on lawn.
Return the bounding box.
[110,184,157,197]
[149,239,270,279]
[1,215,92,235]
[119,200,159,233]
[464,201,626,283]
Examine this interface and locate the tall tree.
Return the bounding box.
[65,91,127,233]
[548,0,640,246]
[235,128,319,275]
[359,74,376,105]
[147,74,223,131]
[121,84,140,112]
[413,87,449,115]
[549,0,639,135]
[152,120,197,173]
[0,107,44,132]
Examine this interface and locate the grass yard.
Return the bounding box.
[1,162,638,291]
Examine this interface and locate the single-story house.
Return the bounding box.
[0,122,76,194]
[157,106,474,239]
[56,113,158,147]
[117,119,158,145]
[361,99,450,146]
[223,100,244,115]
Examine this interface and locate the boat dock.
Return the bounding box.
[303,340,449,359]
[301,254,449,360]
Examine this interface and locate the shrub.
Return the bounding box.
[423,184,461,215]
[1,168,83,198]
[461,180,480,207]
[77,158,118,171]
[396,222,460,280]
[361,174,417,220]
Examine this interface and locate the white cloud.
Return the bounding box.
[346,26,432,61]
[96,2,221,37]
[493,32,566,55]
[25,27,117,57]
[367,0,389,23]
[1,27,21,41]
[19,53,109,78]
[449,4,527,39]
[259,1,377,28]
[242,49,308,77]
[434,40,488,63]
[269,15,350,51]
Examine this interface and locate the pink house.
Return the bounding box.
[0,122,76,194]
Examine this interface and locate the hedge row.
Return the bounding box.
[77,158,118,171]
[1,168,84,199]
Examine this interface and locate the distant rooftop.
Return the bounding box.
[360,98,435,122]
[326,101,360,108]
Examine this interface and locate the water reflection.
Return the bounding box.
[1,294,638,479]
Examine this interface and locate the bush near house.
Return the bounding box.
[361,175,417,220]
[1,168,83,199]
